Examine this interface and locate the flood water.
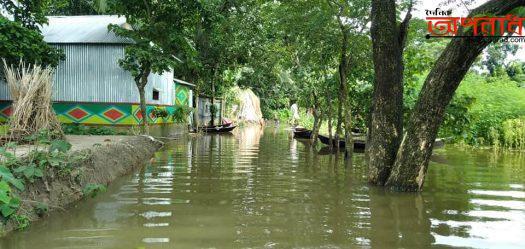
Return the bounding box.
[1,126,524,249]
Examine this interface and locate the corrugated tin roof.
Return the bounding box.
[41,15,133,44]
[174,78,196,88]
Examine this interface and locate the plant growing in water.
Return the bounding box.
[82,183,107,198]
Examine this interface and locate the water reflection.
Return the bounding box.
[0,127,524,249]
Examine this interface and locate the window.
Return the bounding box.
[152,89,160,101]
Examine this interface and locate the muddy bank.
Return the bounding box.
[0,135,163,236]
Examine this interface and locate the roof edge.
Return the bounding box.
[174,79,196,87]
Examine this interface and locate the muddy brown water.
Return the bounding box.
[1,126,524,249]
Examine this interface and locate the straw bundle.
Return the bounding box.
[3,61,63,141]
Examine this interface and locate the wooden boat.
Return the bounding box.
[318,134,366,151]
[317,135,445,151]
[201,124,237,133]
[293,128,312,139]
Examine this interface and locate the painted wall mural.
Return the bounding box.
[1,83,193,126]
[0,101,176,125]
[175,84,190,107]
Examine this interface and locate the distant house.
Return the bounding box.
[0,15,194,126]
[198,95,223,126]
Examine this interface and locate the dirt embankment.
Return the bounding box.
[0,135,164,236]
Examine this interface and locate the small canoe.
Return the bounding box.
[293,128,312,139]
[201,125,237,133]
[318,134,366,151]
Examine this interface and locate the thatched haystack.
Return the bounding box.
[2,62,63,142]
[229,87,264,125]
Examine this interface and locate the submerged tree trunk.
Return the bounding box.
[327,96,334,150]
[335,96,343,152]
[310,92,321,146]
[311,108,324,147]
[210,81,216,127]
[368,0,408,185]
[311,108,319,143]
[381,0,524,191]
[313,115,323,147]
[340,69,353,160]
[386,37,492,191]
[336,9,353,160]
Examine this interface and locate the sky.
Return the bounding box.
[415,0,525,61]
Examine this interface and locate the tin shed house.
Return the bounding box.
[0,15,192,126]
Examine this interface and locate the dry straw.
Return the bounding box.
[2,60,63,141]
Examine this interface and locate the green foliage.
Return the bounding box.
[62,124,128,136]
[0,0,52,29]
[172,105,193,124]
[107,0,198,131]
[82,183,107,198]
[12,214,30,230]
[0,16,64,68]
[0,125,7,135]
[0,136,88,224]
[20,129,64,145]
[151,108,169,119]
[440,95,476,141]
[268,109,292,122]
[107,0,196,80]
[482,43,519,77]
[501,117,525,150]
[47,0,109,15]
[0,180,20,218]
[457,74,525,144]
[0,166,25,191]
[13,164,43,183]
[49,140,72,153]
[405,71,525,150]
[411,73,525,148]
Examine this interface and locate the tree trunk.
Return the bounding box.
[311,108,321,145]
[138,85,148,134]
[193,93,199,132]
[328,99,334,150]
[136,68,151,135]
[336,12,352,160]
[386,38,491,191]
[340,65,352,160]
[335,96,343,152]
[210,81,215,127]
[385,0,525,191]
[367,0,405,185]
[313,115,323,147]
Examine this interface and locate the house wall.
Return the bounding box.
[0,84,195,126]
[0,44,185,126]
[0,44,174,106]
[198,97,223,126]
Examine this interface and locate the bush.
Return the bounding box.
[407,73,525,149]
